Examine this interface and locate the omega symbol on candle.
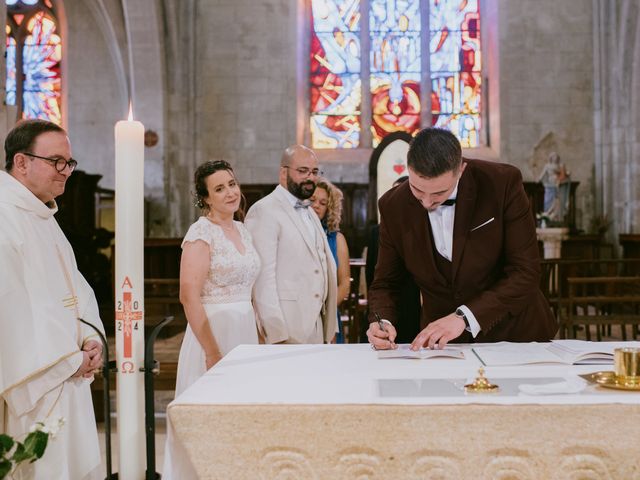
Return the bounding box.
[115,276,142,360]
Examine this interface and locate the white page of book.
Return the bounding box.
[377,344,465,360]
[473,342,564,366]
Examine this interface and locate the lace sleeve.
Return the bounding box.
[182,218,212,249]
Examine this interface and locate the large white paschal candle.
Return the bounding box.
[115,104,146,479]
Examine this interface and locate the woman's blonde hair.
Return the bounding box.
[315,176,343,232]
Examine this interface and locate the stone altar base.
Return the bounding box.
[169,403,640,479]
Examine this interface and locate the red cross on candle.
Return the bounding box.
[115,277,143,358]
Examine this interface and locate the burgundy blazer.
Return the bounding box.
[368,159,557,343]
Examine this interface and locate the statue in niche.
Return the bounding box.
[537,152,571,225]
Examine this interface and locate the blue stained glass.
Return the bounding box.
[312,32,361,74]
[370,0,421,32]
[312,0,360,33]
[430,0,479,32]
[311,0,362,148]
[429,0,481,147]
[369,0,421,146]
[21,13,61,123]
[311,73,361,115]
[431,72,481,115]
[6,36,16,106]
[311,0,482,149]
[370,0,421,73]
[433,113,481,148]
[310,114,361,149]
[429,0,481,73]
[370,32,420,73]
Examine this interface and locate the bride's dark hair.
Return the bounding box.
[193,160,246,221]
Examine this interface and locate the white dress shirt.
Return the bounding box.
[277,185,316,239]
[427,184,481,338]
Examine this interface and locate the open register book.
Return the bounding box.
[377,344,465,360]
[472,340,637,366]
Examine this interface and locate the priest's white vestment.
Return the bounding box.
[0,171,104,479]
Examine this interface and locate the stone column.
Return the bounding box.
[593,0,640,240]
[536,227,569,259]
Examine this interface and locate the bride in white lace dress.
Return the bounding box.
[174,160,261,396]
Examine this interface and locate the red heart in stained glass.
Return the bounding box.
[393,164,406,175]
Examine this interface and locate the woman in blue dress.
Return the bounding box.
[311,177,351,343]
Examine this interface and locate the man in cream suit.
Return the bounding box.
[246,145,338,344]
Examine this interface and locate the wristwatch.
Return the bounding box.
[455,308,470,328]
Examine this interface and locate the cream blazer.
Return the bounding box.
[245,187,337,344]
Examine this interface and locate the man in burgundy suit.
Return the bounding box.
[367,128,557,350]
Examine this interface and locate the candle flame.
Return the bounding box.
[127,102,133,121]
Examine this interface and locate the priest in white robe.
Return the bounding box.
[0,119,105,479]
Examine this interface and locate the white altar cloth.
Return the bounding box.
[166,344,640,479]
[174,343,639,405]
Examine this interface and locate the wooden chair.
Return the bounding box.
[341,276,368,344]
[564,276,640,340]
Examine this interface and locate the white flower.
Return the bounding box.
[42,417,65,439]
[28,421,44,433]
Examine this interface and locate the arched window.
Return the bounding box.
[310,0,481,149]
[6,0,62,124]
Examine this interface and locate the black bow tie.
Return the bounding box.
[295,200,311,209]
[441,198,456,206]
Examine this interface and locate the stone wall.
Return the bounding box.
[496,0,595,230]
[194,0,298,185]
[64,0,125,190]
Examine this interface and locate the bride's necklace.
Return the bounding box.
[207,215,234,231]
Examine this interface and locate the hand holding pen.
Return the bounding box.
[367,312,397,350]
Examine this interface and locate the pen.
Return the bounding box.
[374,311,386,333]
[373,312,395,349]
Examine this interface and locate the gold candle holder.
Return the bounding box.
[464,367,500,393]
[614,347,640,386]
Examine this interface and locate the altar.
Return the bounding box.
[166,344,640,479]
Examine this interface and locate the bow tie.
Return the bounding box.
[294,200,311,209]
[441,198,456,207]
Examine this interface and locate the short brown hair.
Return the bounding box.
[407,127,462,178]
[5,119,65,172]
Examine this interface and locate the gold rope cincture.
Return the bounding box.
[43,244,89,420]
[55,244,82,346]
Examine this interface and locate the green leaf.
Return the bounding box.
[11,442,34,464]
[24,431,48,460]
[0,459,13,479]
[0,434,14,456]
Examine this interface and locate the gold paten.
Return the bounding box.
[580,370,640,391]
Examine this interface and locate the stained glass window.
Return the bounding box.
[5,0,62,125]
[310,0,362,149]
[370,0,421,147]
[309,0,482,149]
[429,0,481,148]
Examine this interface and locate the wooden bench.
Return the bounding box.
[564,276,640,340]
